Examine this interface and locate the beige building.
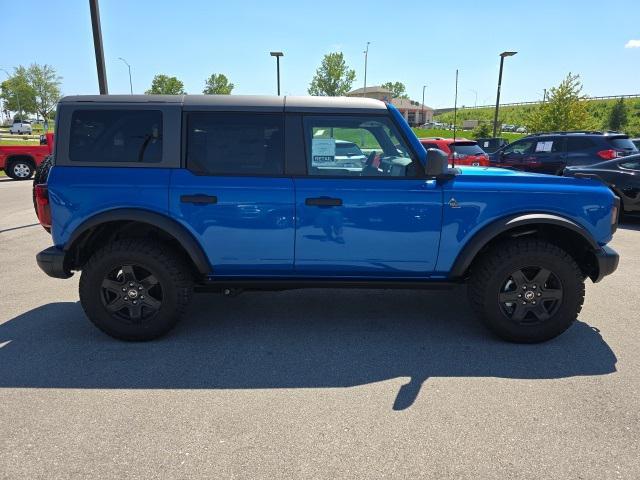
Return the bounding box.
[346,86,434,125]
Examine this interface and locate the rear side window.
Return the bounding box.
[69,110,163,163]
[186,112,284,175]
[566,137,595,151]
[607,137,637,151]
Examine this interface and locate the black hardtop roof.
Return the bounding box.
[58,94,387,113]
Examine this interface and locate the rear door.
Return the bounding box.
[565,136,597,167]
[293,114,443,277]
[169,111,295,276]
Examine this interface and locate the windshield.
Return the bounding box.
[451,143,484,155]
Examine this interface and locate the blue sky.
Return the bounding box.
[2,0,639,108]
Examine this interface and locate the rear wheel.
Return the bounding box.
[468,239,585,343]
[6,159,34,180]
[79,239,194,341]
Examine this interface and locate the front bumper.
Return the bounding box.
[592,245,619,283]
[36,246,73,279]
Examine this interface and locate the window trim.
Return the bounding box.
[300,113,425,180]
[183,110,286,177]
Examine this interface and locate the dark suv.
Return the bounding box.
[490,131,638,175]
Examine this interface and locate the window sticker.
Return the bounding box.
[312,138,336,164]
[483,141,490,148]
[535,141,553,152]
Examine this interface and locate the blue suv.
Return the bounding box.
[35,95,620,343]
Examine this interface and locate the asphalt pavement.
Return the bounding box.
[1,177,638,479]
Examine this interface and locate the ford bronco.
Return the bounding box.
[35,95,619,342]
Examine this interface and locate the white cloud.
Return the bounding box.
[625,39,640,48]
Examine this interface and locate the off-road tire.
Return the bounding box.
[79,239,194,341]
[32,155,55,214]
[468,239,585,343]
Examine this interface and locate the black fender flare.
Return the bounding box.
[448,213,599,278]
[64,208,211,275]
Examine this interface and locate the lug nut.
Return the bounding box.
[122,287,127,292]
[140,295,145,300]
[532,301,536,305]
[129,282,134,287]
[537,292,542,297]
[522,301,527,305]
[138,286,143,290]
[532,285,537,289]
[522,285,527,290]
[132,300,137,304]
[518,294,522,298]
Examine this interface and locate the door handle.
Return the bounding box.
[305,197,343,207]
[180,194,218,205]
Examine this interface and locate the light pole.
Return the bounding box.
[270,52,283,96]
[89,0,108,94]
[468,89,478,108]
[118,57,133,94]
[492,51,517,137]
[0,67,22,122]
[362,42,370,97]
[421,85,427,125]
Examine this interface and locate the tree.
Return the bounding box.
[526,73,590,132]
[0,67,37,120]
[606,98,628,131]
[203,73,234,95]
[472,122,493,138]
[308,52,356,96]
[145,74,186,95]
[26,64,62,120]
[381,81,409,99]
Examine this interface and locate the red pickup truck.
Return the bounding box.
[0,132,55,180]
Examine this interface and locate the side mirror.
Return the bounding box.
[424,148,449,176]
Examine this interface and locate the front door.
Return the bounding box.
[294,114,443,277]
[170,111,294,276]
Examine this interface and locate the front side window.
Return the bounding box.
[69,110,163,163]
[620,160,640,170]
[303,115,417,177]
[186,112,283,175]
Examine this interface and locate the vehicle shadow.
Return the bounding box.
[619,214,640,231]
[0,288,617,410]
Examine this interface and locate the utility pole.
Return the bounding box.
[492,51,517,137]
[362,42,370,97]
[89,0,108,94]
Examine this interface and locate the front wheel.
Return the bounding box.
[468,239,585,343]
[79,239,194,341]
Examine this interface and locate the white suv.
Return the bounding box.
[9,121,32,135]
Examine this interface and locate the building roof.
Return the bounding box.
[391,97,433,111]
[347,85,392,96]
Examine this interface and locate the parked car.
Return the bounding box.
[564,155,640,215]
[9,120,32,135]
[476,137,509,154]
[313,139,367,172]
[490,131,638,175]
[35,94,619,344]
[516,126,527,133]
[419,137,490,166]
[0,132,55,179]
